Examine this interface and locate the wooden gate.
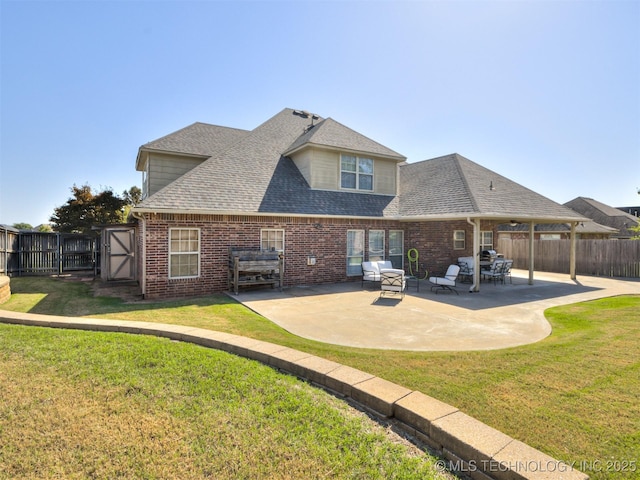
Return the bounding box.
[102,227,136,281]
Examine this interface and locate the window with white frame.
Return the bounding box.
[169,228,200,279]
[368,230,385,262]
[261,229,284,252]
[142,166,149,199]
[480,231,494,250]
[454,230,465,250]
[341,154,373,191]
[346,229,364,276]
[389,230,404,269]
[540,234,561,240]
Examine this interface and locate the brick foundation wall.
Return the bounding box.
[136,213,500,299]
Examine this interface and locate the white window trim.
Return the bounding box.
[142,163,150,199]
[540,234,561,240]
[480,231,494,251]
[168,228,200,279]
[340,154,374,192]
[389,230,404,269]
[346,229,365,276]
[368,229,385,262]
[260,228,285,253]
[454,230,466,250]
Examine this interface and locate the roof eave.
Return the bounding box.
[131,207,589,225]
[135,147,211,172]
[131,206,393,221]
[283,142,406,162]
[397,213,591,223]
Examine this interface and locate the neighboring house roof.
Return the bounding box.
[564,197,639,238]
[497,221,618,235]
[132,109,587,224]
[135,122,249,170]
[616,205,640,217]
[398,154,585,222]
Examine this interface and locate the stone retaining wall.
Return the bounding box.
[0,310,588,480]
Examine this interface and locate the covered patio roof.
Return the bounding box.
[397,154,589,290]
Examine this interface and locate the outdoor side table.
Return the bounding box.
[405,275,420,292]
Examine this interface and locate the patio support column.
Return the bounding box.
[570,222,577,280]
[468,217,481,292]
[528,222,535,285]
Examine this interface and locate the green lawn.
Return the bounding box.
[2,277,639,480]
[0,324,447,480]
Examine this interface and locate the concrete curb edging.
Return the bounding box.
[0,310,588,480]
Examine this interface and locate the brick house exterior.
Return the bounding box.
[132,108,587,299]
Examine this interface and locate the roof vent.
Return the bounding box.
[292,110,319,132]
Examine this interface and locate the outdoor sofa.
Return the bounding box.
[361,260,393,286]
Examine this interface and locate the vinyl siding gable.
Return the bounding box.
[290,147,396,194]
[146,152,207,197]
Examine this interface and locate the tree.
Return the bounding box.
[12,223,33,230]
[49,184,137,234]
[11,223,52,232]
[123,186,142,206]
[122,186,142,220]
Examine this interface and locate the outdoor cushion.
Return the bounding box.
[457,257,474,271]
[428,264,461,294]
[457,256,475,283]
[362,261,393,283]
[380,268,406,298]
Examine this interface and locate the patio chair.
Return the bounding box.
[501,260,513,284]
[379,268,406,299]
[428,264,460,295]
[457,257,474,284]
[483,260,505,285]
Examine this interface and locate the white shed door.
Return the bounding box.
[106,228,135,281]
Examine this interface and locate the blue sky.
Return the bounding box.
[1,0,639,226]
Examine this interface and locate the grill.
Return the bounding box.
[480,250,497,263]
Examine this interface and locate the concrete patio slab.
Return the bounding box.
[234,270,639,351]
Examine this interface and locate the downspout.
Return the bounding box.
[467,217,480,292]
[131,211,146,298]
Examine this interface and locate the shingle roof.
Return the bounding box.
[564,197,639,237]
[284,117,405,160]
[135,122,249,170]
[133,111,587,223]
[398,154,586,221]
[136,108,399,217]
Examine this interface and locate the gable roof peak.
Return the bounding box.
[283,115,405,160]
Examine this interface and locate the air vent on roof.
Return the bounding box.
[292,109,319,132]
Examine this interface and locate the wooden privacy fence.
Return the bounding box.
[0,226,98,276]
[497,238,640,278]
